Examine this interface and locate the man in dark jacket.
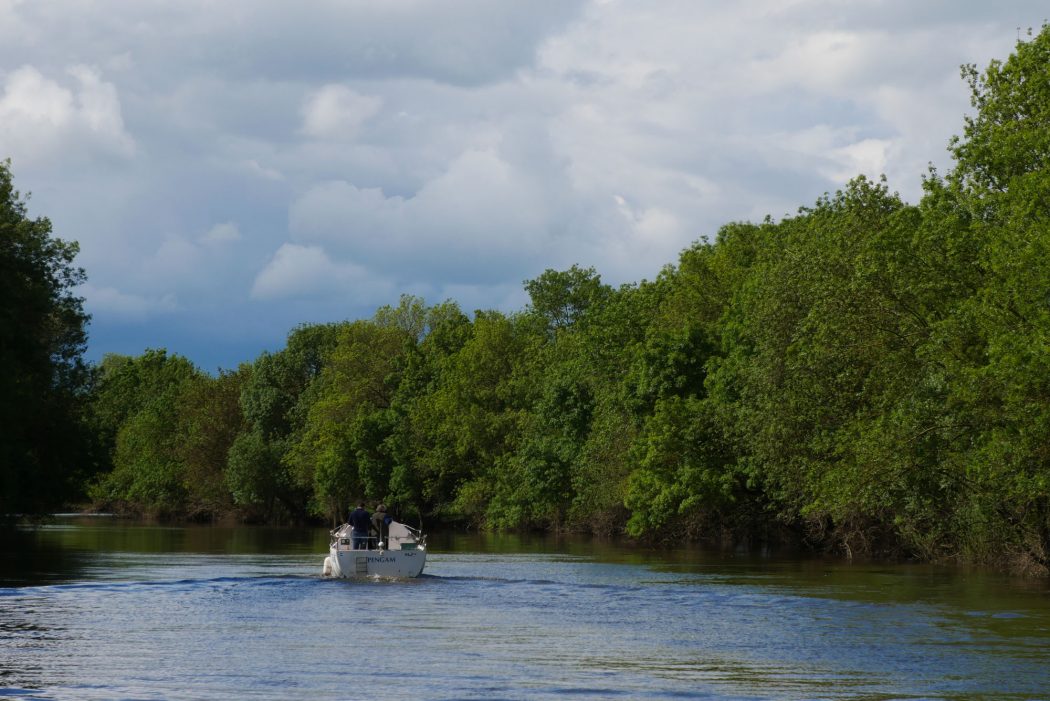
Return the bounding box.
[348,503,371,550]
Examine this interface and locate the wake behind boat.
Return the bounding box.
[322,520,427,578]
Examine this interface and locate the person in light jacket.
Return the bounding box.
[371,504,392,547]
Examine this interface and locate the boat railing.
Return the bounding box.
[329,522,425,551]
[401,523,427,549]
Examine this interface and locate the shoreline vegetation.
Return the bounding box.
[4,31,1050,574]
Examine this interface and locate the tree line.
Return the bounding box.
[3,30,1050,572]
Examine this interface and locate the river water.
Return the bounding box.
[1,518,1048,700]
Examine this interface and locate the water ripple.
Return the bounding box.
[1,541,1048,700]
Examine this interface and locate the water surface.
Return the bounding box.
[1,518,1048,700]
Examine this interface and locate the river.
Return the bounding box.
[1,517,1048,700]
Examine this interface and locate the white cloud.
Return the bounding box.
[241,159,284,181]
[80,283,178,322]
[131,231,246,298]
[301,85,383,140]
[201,221,241,245]
[761,125,895,184]
[0,64,134,166]
[139,237,200,286]
[1,65,70,124]
[614,196,683,249]
[251,243,393,302]
[756,30,872,93]
[828,138,893,183]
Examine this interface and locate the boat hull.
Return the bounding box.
[324,547,426,578]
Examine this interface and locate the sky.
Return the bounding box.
[2,1,1046,372]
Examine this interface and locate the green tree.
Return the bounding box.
[231,323,341,522]
[524,264,612,335]
[565,281,659,533]
[89,350,200,515]
[285,320,410,522]
[0,160,92,517]
[939,26,1050,569]
[226,428,289,521]
[175,369,247,518]
[712,179,939,551]
[387,301,474,521]
[417,310,529,525]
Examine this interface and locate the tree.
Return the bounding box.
[285,320,410,522]
[616,232,757,540]
[0,160,92,517]
[524,265,612,335]
[940,26,1050,568]
[226,428,289,521]
[387,300,474,521]
[88,350,200,515]
[175,369,247,518]
[951,27,1050,194]
[229,323,341,522]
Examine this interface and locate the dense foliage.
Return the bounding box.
[0,160,94,518]
[6,32,1050,571]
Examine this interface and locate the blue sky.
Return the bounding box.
[2,1,1046,372]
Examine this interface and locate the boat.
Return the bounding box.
[322,520,427,578]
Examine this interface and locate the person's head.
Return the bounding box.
[356,502,364,509]
[376,504,386,513]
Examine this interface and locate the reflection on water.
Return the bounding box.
[1,517,1049,700]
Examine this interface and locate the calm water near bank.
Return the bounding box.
[1,518,1048,700]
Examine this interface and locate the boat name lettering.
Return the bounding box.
[366,556,396,564]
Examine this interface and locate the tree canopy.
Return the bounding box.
[0,160,92,517]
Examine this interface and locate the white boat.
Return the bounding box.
[322,520,427,578]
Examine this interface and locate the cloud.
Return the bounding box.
[0,1,588,88]
[201,221,241,246]
[301,85,383,140]
[288,147,556,284]
[0,0,28,44]
[613,195,684,251]
[5,0,1048,372]
[829,138,893,183]
[240,158,285,181]
[221,1,589,86]
[0,64,134,166]
[122,226,249,301]
[759,125,895,184]
[80,283,179,322]
[251,243,393,303]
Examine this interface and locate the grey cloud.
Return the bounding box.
[3,1,588,87]
[6,0,1047,372]
[288,152,555,285]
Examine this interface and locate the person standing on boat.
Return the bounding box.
[371,504,392,547]
[348,503,371,550]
